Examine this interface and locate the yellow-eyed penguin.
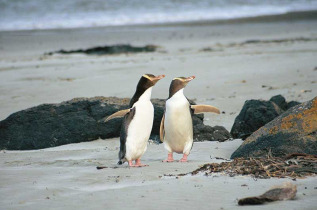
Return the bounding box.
[160,76,220,162]
[105,74,165,167]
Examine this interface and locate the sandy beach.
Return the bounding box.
[0,12,317,209]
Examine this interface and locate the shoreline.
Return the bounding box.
[1,10,316,34]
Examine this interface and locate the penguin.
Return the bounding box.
[160,76,220,162]
[104,74,165,167]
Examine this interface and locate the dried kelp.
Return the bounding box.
[178,153,317,179]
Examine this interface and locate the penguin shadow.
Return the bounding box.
[160,159,192,163]
[96,166,119,170]
[96,165,152,170]
[96,158,192,170]
[151,157,193,163]
[96,163,149,170]
[96,164,134,170]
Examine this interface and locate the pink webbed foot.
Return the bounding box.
[128,160,137,167]
[128,159,148,167]
[134,159,148,167]
[179,154,188,162]
[163,153,174,162]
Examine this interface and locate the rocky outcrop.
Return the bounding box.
[231,97,317,158]
[0,97,230,150]
[0,97,126,150]
[230,95,299,140]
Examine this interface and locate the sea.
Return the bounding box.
[0,0,316,31]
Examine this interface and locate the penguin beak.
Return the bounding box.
[185,76,195,82]
[153,74,165,81]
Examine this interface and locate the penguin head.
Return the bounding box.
[137,74,165,90]
[129,74,165,107]
[169,76,195,98]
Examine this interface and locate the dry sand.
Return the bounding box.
[0,14,317,209]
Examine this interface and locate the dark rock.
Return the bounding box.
[194,125,231,142]
[0,97,230,150]
[199,47,215,52]
[287,101,301,109]
[231,97,317,158]
[213,126,232,142]
[270,95,288,110]
[230,99,284,140]
[239,37,317,45]
[194,124,215,141]
[0,97,128,150]
[151,98,166,139]
[230,95,301,140]
[46,44,158,56]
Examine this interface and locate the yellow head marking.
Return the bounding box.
[143,74,152,80]
[173,77,185,81]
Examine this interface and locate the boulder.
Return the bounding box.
[270,94,301,110]
[287,101,301,109]
[231,97,317,158]
[230,95,300,140]
[0,97,127,150]
[0,97,230,150]
[230,99,284,140]
[269,94,288,110]
[194,125,231,142]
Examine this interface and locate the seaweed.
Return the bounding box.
[172,153,317,179]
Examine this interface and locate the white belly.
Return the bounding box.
[125,100,154,160]
[164,94,193,154]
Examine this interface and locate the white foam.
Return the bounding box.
[0,0,316,31]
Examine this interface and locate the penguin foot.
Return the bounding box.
[128,160,149,167]
[162,153,174,162]
[179,154,188,162]
[135,159,149,167]
[128,160,137,167]
[129,165,148,167]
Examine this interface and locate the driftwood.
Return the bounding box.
[171,153,317,179]
[238,182,297,205]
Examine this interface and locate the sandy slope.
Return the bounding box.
[0,15,317,210]
[1,139,317,210]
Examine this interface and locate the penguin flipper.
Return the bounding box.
[118,107,136,165]
[104,109,131,122]
[160,113,165,142]
[190,105,220,114]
